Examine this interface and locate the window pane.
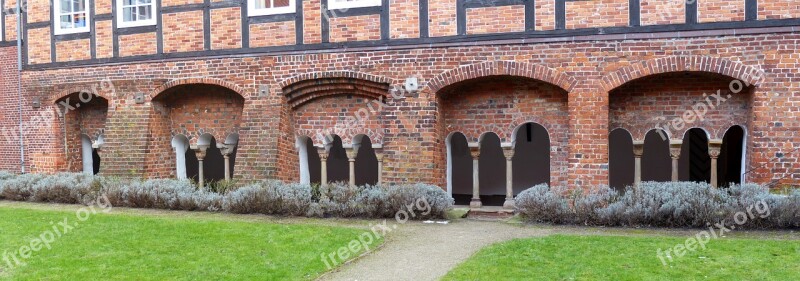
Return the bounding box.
[73,0,85,12]
[255,0,270,9]
[274,0,289,8]
[123,7,134,22]
[60,15,72,28]
[60,0,72,13]
[74,13,87,27]
[124,0,135,6]
[139,0,152,4]
[138,6,151,20]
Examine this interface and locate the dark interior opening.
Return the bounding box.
[512,122,550,194]
[609,128,634,191]
[719,126,745,187]
[642,129,671,182]
[679,128,711,183]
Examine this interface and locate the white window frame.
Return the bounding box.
[116,0,157,28]
[248,0,296,17]
[328,0,382,10]
[54,0,91,35]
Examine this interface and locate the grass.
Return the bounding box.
[0,204,379,280]
[444,234,800,280]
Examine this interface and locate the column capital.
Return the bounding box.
[374,149,384,162]
[468,143,480,159]
[502,147,515,160]
[669,140,682,159]
[708,139,723,159]
[316,146,329,161]
[192,145,209,160]
[344,146,358,161]
[632,141,645,157]
[219,143,236,157]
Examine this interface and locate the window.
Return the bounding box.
[55,0,90,35]
[117,0,156,28]
[248,0,295,16]
[328,0,381,10]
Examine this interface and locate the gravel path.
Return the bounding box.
[317,219,552,281]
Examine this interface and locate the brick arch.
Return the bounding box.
[279,71,393,88]
[148,77,247,101]
[280,71,392,109]
[600,56,765,92]
[427,61,578,93]
[48,84,112,104]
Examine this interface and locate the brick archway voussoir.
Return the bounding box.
[427,61,577,93]
[600,56,765,93]
[48,84,113,105]
[278,71,393,89]
[148,77,247,101]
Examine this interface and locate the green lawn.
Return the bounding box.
[0,205,378,280]
[444,234,800,280]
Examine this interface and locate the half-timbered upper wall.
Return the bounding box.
[2,0,798,67]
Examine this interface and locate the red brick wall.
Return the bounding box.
[609,72,750,141]
[329,14,381,42]
[429,0,457,37]
[466,6,525,35]
[699,0,746,23]
[292,95,384,148]
[390,0,420,39]
[163,11,205,53]
[640,0,685,26]
[119,33,158,57]
[211,8,243,50]
[759,0,800,20]
[566,0,629,29]
[250,22,296,47]
[3,30,800,188]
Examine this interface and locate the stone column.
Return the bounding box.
[219,144,236,181]
[669,140,682,182]
[374,147,384,185]
[316,146,329,187]
[193,145,208,188]
[469,144,482,209]
[502,146,515,210]
[708,139,723,188]
[632,141,644,188]
[345,146,359,187]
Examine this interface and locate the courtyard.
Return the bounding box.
[1,201,798,281]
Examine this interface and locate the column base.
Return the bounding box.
[502,198,515,210]
[469,198,483,209]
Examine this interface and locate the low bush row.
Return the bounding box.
[516,182,800,229]
[0,172,452,219]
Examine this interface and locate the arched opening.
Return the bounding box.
[512,122,550,194]
[679,128,711,183]
[609,128,634,190]
[479,133,506,206]
[609,71,754,185]
[147,83,245,179]
[326,135,349,184]
[447,132,472,205]
[439,75,570,191]
[80,134,93,175]
[353,135,378,186]
[719,125,746,187]
[642,129,671,182]
[197,134,225,184]
[297,136,322,184]
[56,92,109,173]
[92,149,101,174]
